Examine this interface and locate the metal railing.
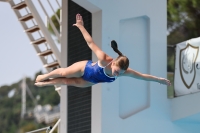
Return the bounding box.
[24,0,61,65]
[49,119,61,133]
[9,1,62,133]
[38,0,61,42]
[26,126,52,133]
[21,0,57,68]
[26,119,60,133]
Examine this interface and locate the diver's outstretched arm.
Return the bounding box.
[121,68,171,86]
[73,14,110,61]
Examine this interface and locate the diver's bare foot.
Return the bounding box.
[35,82,45,87]
[36,75,45,82]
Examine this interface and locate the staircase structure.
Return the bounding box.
[1,0,62,94]
[0,0,62,132]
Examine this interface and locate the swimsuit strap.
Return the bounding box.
[103,59,113,68]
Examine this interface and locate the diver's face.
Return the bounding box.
[111,62,126,77]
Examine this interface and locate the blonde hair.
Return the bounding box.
[111,40,129,70]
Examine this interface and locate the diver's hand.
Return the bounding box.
[158,77,171,86]
[73,14,84,27]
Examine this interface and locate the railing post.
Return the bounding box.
[60,0,68,132]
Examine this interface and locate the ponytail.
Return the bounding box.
[111,40,123,56]
[111,40,129,70]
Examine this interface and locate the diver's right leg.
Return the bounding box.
[35,61,88,82]
[35,77,95,88]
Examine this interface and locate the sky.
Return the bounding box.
[0,1,61,87]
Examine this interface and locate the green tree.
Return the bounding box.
[167,0,200,72]
[48,9,60,36]
[167,0,200,44]
[0,70,60,133]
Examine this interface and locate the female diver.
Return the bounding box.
[35,14,171,87]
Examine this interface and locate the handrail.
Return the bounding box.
[26,119,60,133]
[47,0,60,25]
[49,119,61,133]
[25,126,52,133]
[44,16,57,63]
[38,0,61,41]
[55,0,61,8]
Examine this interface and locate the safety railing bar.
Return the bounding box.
[38,0,61,42]
[41,27,56,63]
[49,119,61,133]
[26,126,51,133]
[45,42,49,50]
[47,0,60,25]
[45,55,48,62]
[47,17,61,42]
[55,0,61,8]
[59,8,62,33]
[44,16,52,50]
[50,53,56,62]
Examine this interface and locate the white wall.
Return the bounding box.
[73,0,200,133]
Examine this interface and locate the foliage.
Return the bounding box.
[0,71,60,133]
[48,9,60,36]
[167,0,200,44]
[167,0,200,72]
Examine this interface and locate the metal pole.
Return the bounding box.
[60,0,68,133]
[21,76,26,119]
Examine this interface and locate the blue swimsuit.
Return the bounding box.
[82,60,116,84]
